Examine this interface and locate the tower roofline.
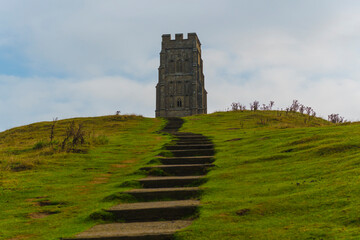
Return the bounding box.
[162,33,201,45]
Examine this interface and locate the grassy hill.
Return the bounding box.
[1,111,360,239]
[0,115,168,240]
[176,110,360,239]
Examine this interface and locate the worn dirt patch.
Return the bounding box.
[122,159,136,164]
[91,177,109,184]
[29,211,59,219]
[90,173,111,184]
[214,212,233,221]
[26,196,48,205]
[111,164,127,168]
[218,213,230,217]
[76,185,91,194]
[225,138,243,142]
[36,200,66,207]
[236,208,250,216]
[7,234,35,240]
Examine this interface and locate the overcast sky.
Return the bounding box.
[1,0,360,131]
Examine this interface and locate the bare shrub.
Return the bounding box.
[49,117,58,146]
[231,102,239,111]
[258,117,269,125]
[61,121,86,152]
[261,104,267,110]
[72,123,85,147]
[299,105,305,114]
[250,100,260,111]
[231,100,272,111]
[289,100,300,112]
[61,121,75,150]
[286,100,316,117]
[328,114,345,123]
[260,101,275,111]
[231,102,246,111]
[269,101,275,110]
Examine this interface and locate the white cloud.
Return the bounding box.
[2,1,360,130]
[0,75,156,131]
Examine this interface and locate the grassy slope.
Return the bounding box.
[177,110,360,240]
[0,115,168,240]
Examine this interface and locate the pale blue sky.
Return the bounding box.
[1,0,360,131]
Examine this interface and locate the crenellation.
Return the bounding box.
[162,34,171,41]
[175,33,183,40]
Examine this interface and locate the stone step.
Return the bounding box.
[142,164,214,176]
[63,220,192,240]
[166,144,214,150]
[172,132,203,136]
[175,136,209,141]
[160,156,215,165]
[175,140,212,145]
[125,187,200,201]
[61,117,212,240]
[170,149,215,157]
[107,200,199,222]
[163,127,181,131]
[138,176,206,188]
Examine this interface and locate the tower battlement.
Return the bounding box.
[156,33,207,118]
[161,33,201,46]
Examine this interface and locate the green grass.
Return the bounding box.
[0,115,169,240]
[2,110,360,240]
[176,110,360,240]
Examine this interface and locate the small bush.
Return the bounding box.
[102,193,137,202]
[33,141,48,150]
[118,180,142,188]
[9,161,34,172]
[89,210,115,221]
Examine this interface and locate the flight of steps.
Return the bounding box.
[63,117,215,240]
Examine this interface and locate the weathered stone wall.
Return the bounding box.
[156,33,207,118]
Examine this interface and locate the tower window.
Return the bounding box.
[177,98,182,108]
[185,59,190,72]
[176,60,183,73]
[169,60,175,73]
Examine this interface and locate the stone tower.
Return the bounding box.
[155,33,207,117]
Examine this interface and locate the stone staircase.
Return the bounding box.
[63,117,214,240]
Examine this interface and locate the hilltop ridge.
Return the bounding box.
[1,111,360,239]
